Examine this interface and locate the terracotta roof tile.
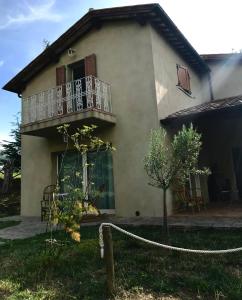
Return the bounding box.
[161,95,242,124]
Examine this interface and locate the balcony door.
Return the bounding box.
[72,60,85,81]
[71,60,87,110]
[58,150,115,210]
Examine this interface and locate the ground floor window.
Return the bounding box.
[57,150,115,209]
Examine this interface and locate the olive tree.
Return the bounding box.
[144,124,209,236]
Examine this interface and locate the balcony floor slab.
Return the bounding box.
[21,109,116,137]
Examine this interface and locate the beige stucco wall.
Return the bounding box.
[21,135,52,216]
[150,28,211,120]
[21,20,212,217]
[21,21,166,217]
[207,60,242,100]
[149,27,211,209]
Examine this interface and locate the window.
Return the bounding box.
[57,150,115,209]
[87,150,115,209]
[176,64,191,94]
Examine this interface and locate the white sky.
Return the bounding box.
[118,0,242,54]
[1,0,241,140]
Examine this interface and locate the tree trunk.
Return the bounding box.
[1,161,14,194]
[162,188,169,237]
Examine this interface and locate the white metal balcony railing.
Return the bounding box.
[22,76,112,125]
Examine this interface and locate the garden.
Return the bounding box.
[0,223,242,299]
[0,124,242,299]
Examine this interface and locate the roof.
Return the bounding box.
[161,95,242,124]
[3,3,210,94]
[201,53,242,63]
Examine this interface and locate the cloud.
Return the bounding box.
[0,132,12,143]
[0,60,4,67]
[0,0,62,30]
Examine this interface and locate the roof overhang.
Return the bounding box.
[201,53,242,64]
[3,3,210,94]
[161,95,242,125]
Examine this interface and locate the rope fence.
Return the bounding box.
[99,222,242,257]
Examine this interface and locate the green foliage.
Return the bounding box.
[49,124,115,242]
[0,119,21,175]
[144,127,172,190]
[144,124,208,190]
[172,124,210,183]
[0,119,21,194]
[57,124,115,154]
[51,194,98,242]
[144,124,209,234]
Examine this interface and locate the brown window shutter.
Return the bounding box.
[56,65,67,114]
[84,54,97,77]
[177,65,191,93]
[85,54,97,108]
[56,66,66,86]
[185,69,191,92]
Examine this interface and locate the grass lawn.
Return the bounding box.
[1,226,242,299]
[0,191,20,217]
[0,220,20,230]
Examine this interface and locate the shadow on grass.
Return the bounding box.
[0,220,21,230]
[0,226,242,299]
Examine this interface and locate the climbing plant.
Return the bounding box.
[49,124,115,243]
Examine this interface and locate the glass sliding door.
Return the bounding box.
[88,150,115,209]
[58,151,83,193]
[57,150,115,210]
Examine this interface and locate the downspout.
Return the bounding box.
[208,72,214,101]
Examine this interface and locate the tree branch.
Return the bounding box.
[13,173,20,178]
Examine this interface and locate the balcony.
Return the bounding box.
[21,76,116,136]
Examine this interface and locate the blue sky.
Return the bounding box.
[1,0,242,140]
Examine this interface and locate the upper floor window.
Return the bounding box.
[176,64,191,95]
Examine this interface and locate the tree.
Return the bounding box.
[0,120,21,194]
[48,124,115,243]
[144,124,209,236]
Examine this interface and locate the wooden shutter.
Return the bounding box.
[84,54,97,77]
[56,66,66,86]
[56,65,66,114]
[85,54,97,108]
[177,65,191,93]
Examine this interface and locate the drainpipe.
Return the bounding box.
[208,72,214,101]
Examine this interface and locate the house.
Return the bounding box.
[3,3,242,218]
[162,53,242,210]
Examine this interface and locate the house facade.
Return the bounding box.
[3,4,242,218]
[162,54,242,208]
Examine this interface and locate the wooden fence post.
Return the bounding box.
[103,225,115,295]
